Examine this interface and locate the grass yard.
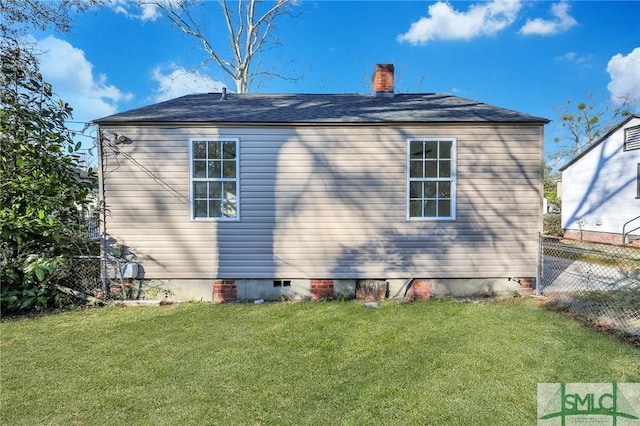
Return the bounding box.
[1,298,638,425]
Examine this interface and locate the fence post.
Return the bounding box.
[535,233,542,296]
[100,254,109,297]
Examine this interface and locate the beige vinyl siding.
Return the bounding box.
[100,124,542,279]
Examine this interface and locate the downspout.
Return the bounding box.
[392,278,415,299]
[536,124,545,296]
[536,233,542,296]
[97,127,109,296]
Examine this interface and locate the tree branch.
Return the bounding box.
[54,284,105,305]
[143,0,296,93]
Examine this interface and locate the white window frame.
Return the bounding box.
[406,138,457,221]
[189,138,240,221]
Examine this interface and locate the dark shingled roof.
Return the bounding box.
[94,92,549,124]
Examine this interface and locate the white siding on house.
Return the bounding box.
[561,117,640,236]
[100,124,543,280]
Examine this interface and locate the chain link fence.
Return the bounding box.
[538,235,640,337]
[54,256,104,297]
[54,254,128,300]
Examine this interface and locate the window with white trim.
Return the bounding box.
[408,138,456,219]
[190,138,239,220]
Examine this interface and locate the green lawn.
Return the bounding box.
[1,299,638,425]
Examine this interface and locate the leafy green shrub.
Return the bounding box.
[544,191,558,206]
[543,213,563,236]
[0,255,80,314]
[1,284,49,313]
[1,44,95,315]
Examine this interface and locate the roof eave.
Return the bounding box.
[93,118,549,127]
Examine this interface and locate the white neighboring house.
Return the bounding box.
[560,114,640,245]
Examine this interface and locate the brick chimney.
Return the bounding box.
[372,64,394,96]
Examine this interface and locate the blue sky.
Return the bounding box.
[30,1,640,163]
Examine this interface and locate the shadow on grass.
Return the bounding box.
[539,296,640,347]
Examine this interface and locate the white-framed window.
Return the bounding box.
[190,138,239,220]
[407,138,456,220]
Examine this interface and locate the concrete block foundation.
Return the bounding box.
[126,277,531,303]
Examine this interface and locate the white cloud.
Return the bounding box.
[35,36,132,122]
[520,1,577,36]
[109,0,162,22]
[151,64,226,102]
[557,51,577,61]
[139,3,163,21]
[555,51,593,64]
[397,0,522,45]
[607,47,640,104]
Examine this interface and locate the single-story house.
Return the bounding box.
[560,114,640,245]
[94,64,548,302]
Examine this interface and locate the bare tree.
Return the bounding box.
[552,93,634,161]
[146,0,297,93]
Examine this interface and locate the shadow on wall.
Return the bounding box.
[100,128,219,282]
[233,120,541,281]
